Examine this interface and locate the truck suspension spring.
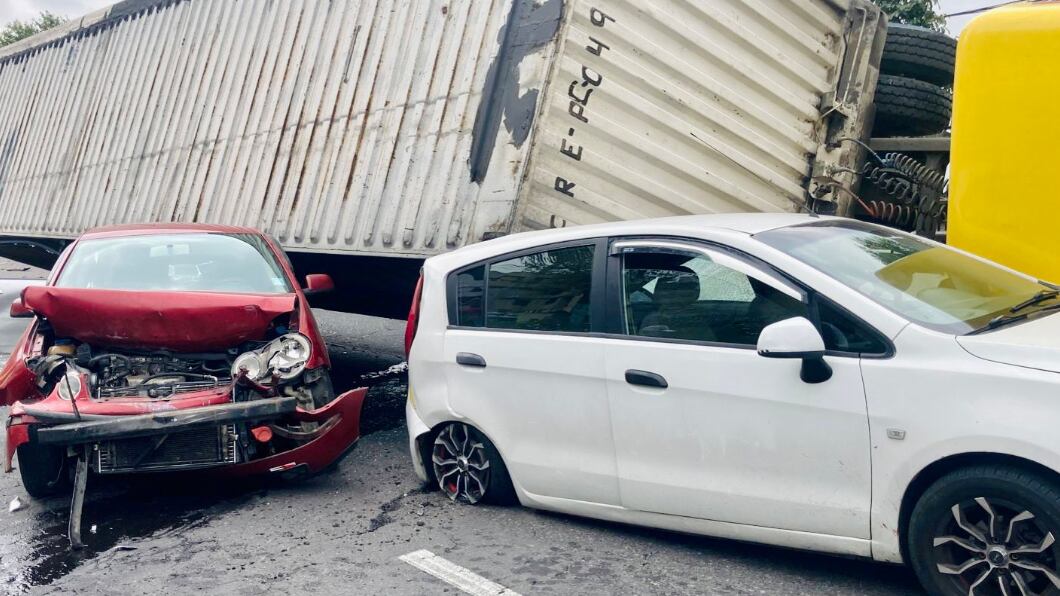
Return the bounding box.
[867,200,915,227]
[859,151,948,236]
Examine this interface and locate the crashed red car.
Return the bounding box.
[0,224,366,498]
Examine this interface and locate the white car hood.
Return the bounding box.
[957,312,1060,373]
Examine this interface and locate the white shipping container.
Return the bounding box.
[0,0,885,258]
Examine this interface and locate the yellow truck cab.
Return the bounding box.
[949,1,1060,283]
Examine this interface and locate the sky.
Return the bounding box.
[0,0,113,24]
[0,0,1023,36]
[937,0,1018,34]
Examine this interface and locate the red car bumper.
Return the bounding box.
[222,387,366,477]
[4,388,367,476]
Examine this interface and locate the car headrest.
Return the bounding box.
[653,271,700,306]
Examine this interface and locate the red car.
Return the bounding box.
[0,224,366,498]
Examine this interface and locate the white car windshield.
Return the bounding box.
[56,233,293,294]
[756,221,1055,334]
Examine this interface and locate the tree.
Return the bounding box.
[0,12,66,49]
[873,0,947,31]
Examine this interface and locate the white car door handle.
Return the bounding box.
[456,352,487,368]
[625,369,668,389]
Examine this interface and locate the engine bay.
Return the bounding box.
[83,349,231,399]
[19,330,336,478]
[26,329,320,406]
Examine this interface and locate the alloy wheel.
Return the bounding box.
[933,496,1060,595]
[432,423,491,504]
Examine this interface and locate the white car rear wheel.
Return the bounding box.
[431,423,514,505]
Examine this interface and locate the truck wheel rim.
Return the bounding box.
[432,423,490,504]
[933,496,1060,595]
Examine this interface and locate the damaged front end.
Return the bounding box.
[3,287,366,487]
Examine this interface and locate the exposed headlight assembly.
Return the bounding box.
[231,333,312,383]
[57,370,83,400]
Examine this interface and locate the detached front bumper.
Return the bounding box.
[31,396,297,445]
[223,387,367,477]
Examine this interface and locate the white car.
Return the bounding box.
[404,213,1060,596]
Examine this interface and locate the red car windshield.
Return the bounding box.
[56,233,293,294]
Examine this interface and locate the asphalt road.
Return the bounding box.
[0,272,924,595]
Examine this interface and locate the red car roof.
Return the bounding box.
[78,223,264,240]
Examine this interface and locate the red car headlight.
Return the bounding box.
[56,370,83,400]
[231,333,312,382]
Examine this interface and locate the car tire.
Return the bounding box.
[430,422,516,505]
[908,465,1060,596]
[16,442,71,498]
[881,24,957,87]
[873,75,952,137]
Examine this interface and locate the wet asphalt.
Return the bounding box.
[0,266,924,595]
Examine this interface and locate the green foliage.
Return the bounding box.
[874,0,947,31]
[0,12,66,49]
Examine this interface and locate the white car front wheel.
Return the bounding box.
[910,466,1060,596]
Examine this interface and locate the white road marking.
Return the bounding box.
[399,549,521,596]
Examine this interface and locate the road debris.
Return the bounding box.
[8,496,22,512]
[357,362,408,383]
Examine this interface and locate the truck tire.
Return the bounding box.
[873,75,951,137]
[16,442,71,498]
[881,24,957,87]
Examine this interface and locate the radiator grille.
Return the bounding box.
[97,424,238,473]
[96,379,223,399]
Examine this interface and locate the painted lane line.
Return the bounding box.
[399,549,521,596]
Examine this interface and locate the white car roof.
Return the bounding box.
[429,212,834,272]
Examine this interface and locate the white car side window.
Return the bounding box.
[619,244,806,346]
[451,244,596,333]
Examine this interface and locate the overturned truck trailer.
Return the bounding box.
[0,0,885,316]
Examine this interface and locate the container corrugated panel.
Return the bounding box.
[0,0,559,257]
[516,0,855,230]
[0,0,875,258]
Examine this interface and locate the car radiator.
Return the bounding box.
[96,424,239,473]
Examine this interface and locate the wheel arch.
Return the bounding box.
[416,422,444,484]
[897,451,1060,562]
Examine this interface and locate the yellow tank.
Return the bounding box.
[949,1,1060,283]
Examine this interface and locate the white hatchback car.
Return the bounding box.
[404,214,1060,596]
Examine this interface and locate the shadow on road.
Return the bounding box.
[533,509,923,594]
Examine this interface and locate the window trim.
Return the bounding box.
[445,237,608,334]
[602,235,894,359]
[443,233,894,359]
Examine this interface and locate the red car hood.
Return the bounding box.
[22,286,296,352]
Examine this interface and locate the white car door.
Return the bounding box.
[602,238,878,539]
[443,239,621,506]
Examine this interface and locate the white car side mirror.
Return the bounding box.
[757,317,825,358]
[757,317,832,384]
